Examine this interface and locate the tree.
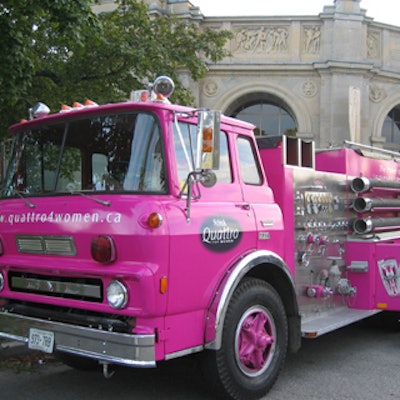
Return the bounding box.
[0,0,232,137]
[0,0,98,135]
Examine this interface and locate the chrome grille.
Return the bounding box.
[16,235,76,256]
[9,272,103,302]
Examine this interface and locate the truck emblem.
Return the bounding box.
[201,216,242,252]
[378,259,400,297]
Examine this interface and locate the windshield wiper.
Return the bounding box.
[70,190,111,207]
[10,189,36,209]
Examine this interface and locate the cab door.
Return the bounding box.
[236,135,284,256]
[164,126,257,355]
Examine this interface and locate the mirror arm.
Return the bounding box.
[182,171,204,223]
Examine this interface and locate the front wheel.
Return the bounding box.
[201,278,288,400]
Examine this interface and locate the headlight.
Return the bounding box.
[0,273,4,291]
[106,280,128,309]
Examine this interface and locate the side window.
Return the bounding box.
[215,132,232,183]
[237,136,262,185]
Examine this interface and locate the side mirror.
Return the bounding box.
[200,170,217,188]
[196,110,220,171]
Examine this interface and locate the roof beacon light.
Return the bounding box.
[30,102,50,119]
[153,76,174,102]
[130,76,174,103]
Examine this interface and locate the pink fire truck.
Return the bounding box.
[0,76,399,399]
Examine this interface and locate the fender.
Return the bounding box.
[204,249,298,351]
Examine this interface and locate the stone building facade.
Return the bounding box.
[101,0,400,150]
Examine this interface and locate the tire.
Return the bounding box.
[201,278,288,400]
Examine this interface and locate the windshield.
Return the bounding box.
[3,112,167,197]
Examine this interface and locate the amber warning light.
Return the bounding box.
[202,126,213,153]
[147,212,163,229]
[196,110,220,171]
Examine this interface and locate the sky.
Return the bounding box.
[193,0,400,27]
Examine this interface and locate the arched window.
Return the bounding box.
[382,105,400,149]
[227,93,297,137]
[235,103,296,136]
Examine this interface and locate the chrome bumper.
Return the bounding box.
[0,311,156,367]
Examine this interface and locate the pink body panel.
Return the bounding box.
[258,142,295,274]
[317,147,400,312]
[0,195,170,317]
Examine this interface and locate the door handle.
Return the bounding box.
[235,203,251,210]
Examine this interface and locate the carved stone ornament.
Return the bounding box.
[301,80,318,98]
[203,79,218,97]
[234,26,289,54]
[303,26,321,54]
[367,30,380,59]
[369,86,386,103]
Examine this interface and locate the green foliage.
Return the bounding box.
[0,0,232,137]
[0,0,98,134]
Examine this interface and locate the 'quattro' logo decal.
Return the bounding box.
[201,216,242,252]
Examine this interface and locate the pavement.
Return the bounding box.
[0,340,30,361]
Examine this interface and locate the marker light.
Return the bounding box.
[60,104,72,112]
[72,101,84,109]
[140,91,149,101]
[160,276,168,294]
[84,99,98,107]
[202,126,213,153]
[0,238,3,256]
[147,212,163,229]
[91,235,117,264]
[131,90,150,102]
[106,280,128,309]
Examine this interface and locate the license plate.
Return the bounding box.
[28,328,55,353]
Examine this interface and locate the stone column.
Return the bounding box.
[317,0,369,146]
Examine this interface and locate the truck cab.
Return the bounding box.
[0,77,296,400]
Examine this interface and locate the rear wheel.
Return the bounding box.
[201,278,288,400]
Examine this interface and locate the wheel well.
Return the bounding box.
[246,262,301,353]
[205,253,301,353]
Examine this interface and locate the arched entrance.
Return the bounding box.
[382,105,400,150]
[373,95,400,151]
[225,92,297,137]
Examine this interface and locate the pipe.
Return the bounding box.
[351,177,400,193]
[352,197,400,213]
[352,217,400,234]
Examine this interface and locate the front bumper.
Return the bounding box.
[0,311,156,367]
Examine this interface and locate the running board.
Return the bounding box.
[301,308,381,338]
